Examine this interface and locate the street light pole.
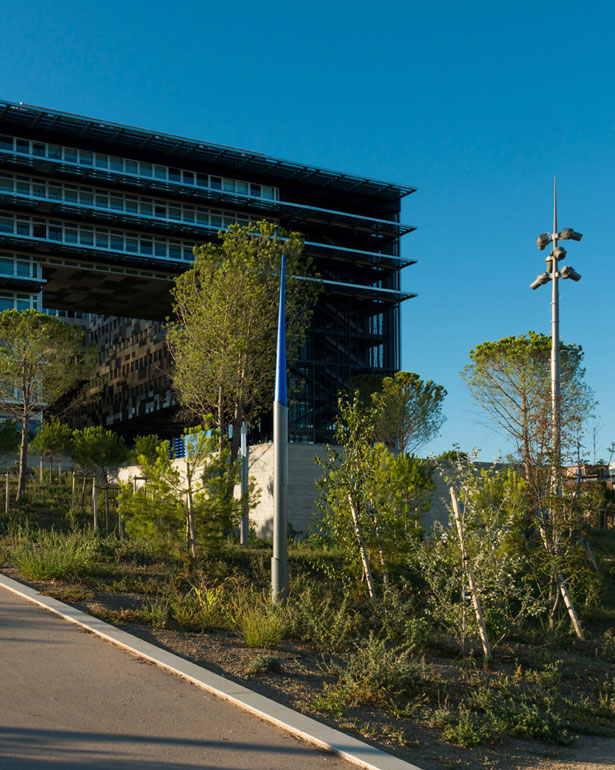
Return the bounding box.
[551,178,561,491]
[530,180,584,640]
[531,178,583,477]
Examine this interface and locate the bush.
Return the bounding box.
[337,633,417,706]
[286,582,362,650]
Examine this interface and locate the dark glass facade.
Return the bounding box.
[0,101,416,442]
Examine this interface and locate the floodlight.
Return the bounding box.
[536,233,552,250]
[560,265,581,281]
[559,228,583,242]
[530,272,551,290]
[551,246,567,261]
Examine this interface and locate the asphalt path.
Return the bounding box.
[0,587,353,770]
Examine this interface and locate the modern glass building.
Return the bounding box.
[0,100,416,442]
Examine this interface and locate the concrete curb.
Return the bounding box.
[0,572,424,770]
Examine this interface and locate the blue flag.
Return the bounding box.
[274,254,287,407]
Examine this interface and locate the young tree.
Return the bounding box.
[314,394,434,601]
[166,221,319,464]
[72,426,129,531]
[122,426,246,559]
[461,332,595,639]
[31,418,73,481]
[0,309,94,499]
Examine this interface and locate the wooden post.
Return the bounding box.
[450,487,493,662]
[71,472,76,509]
[39,456,43,483]
[117,488,123,537]
[5,472,9,515]
[104,484,110,534]
[92,477,98,531]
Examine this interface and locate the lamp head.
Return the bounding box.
[537,233,552,251]
[552,246,567,261]
[560,265,581,281]
[559,228,583,242]
[530,272,551,290]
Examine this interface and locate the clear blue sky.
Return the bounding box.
[2,0,613,460]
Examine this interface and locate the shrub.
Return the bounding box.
[286,582,362,650]
[337,633,417,706]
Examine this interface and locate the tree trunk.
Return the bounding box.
[16,408,28,501]
[217,386,225,455]
[185,462,197,560]
[450,488,493,662]
[347,492,377,603]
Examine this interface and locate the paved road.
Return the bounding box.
[0,587,352,769]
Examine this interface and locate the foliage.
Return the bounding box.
[72,426,129,483]
[329,634,418,707]
[130,434,161,465]
[461,331,595,492]
[31,418,73,478]
[9,528,103,580]
[371,371,447,454]
[226,583,286,649]
[121,426,245,558]
[0,420,19,456]
[285,580,362,650]
[415,459,547,650]
[0,309,94,498]
[167,221,320,463]
[313,393,434,600]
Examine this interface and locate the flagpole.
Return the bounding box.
[272,254,289,604]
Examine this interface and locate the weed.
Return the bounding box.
[286,582,361,650]
[44,585,94,603]
[225,583,286,649]
[442,708,494,747]
[11,529,101,580]
[141,596,171,628]
[245,653,282,677]
[335,633,417,706]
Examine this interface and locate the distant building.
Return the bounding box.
[0,101,416,440]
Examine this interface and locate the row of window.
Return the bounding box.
[0,291,39,312]
[0,134,278,201]
[0,212,219,262]
[0,172,267,231]
[0,252,41,278]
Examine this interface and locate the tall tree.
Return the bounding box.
[166,221,319,464]
[0,309,94,499]
[461,331,595,496]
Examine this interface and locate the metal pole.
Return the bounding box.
[92,477,98,531]
[272,402,288,602]
[551,177,561,492]
[272,254,289,604]
[5,472,9,515]
[240,421,249,547]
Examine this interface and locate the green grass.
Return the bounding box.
[9,529,103,580]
